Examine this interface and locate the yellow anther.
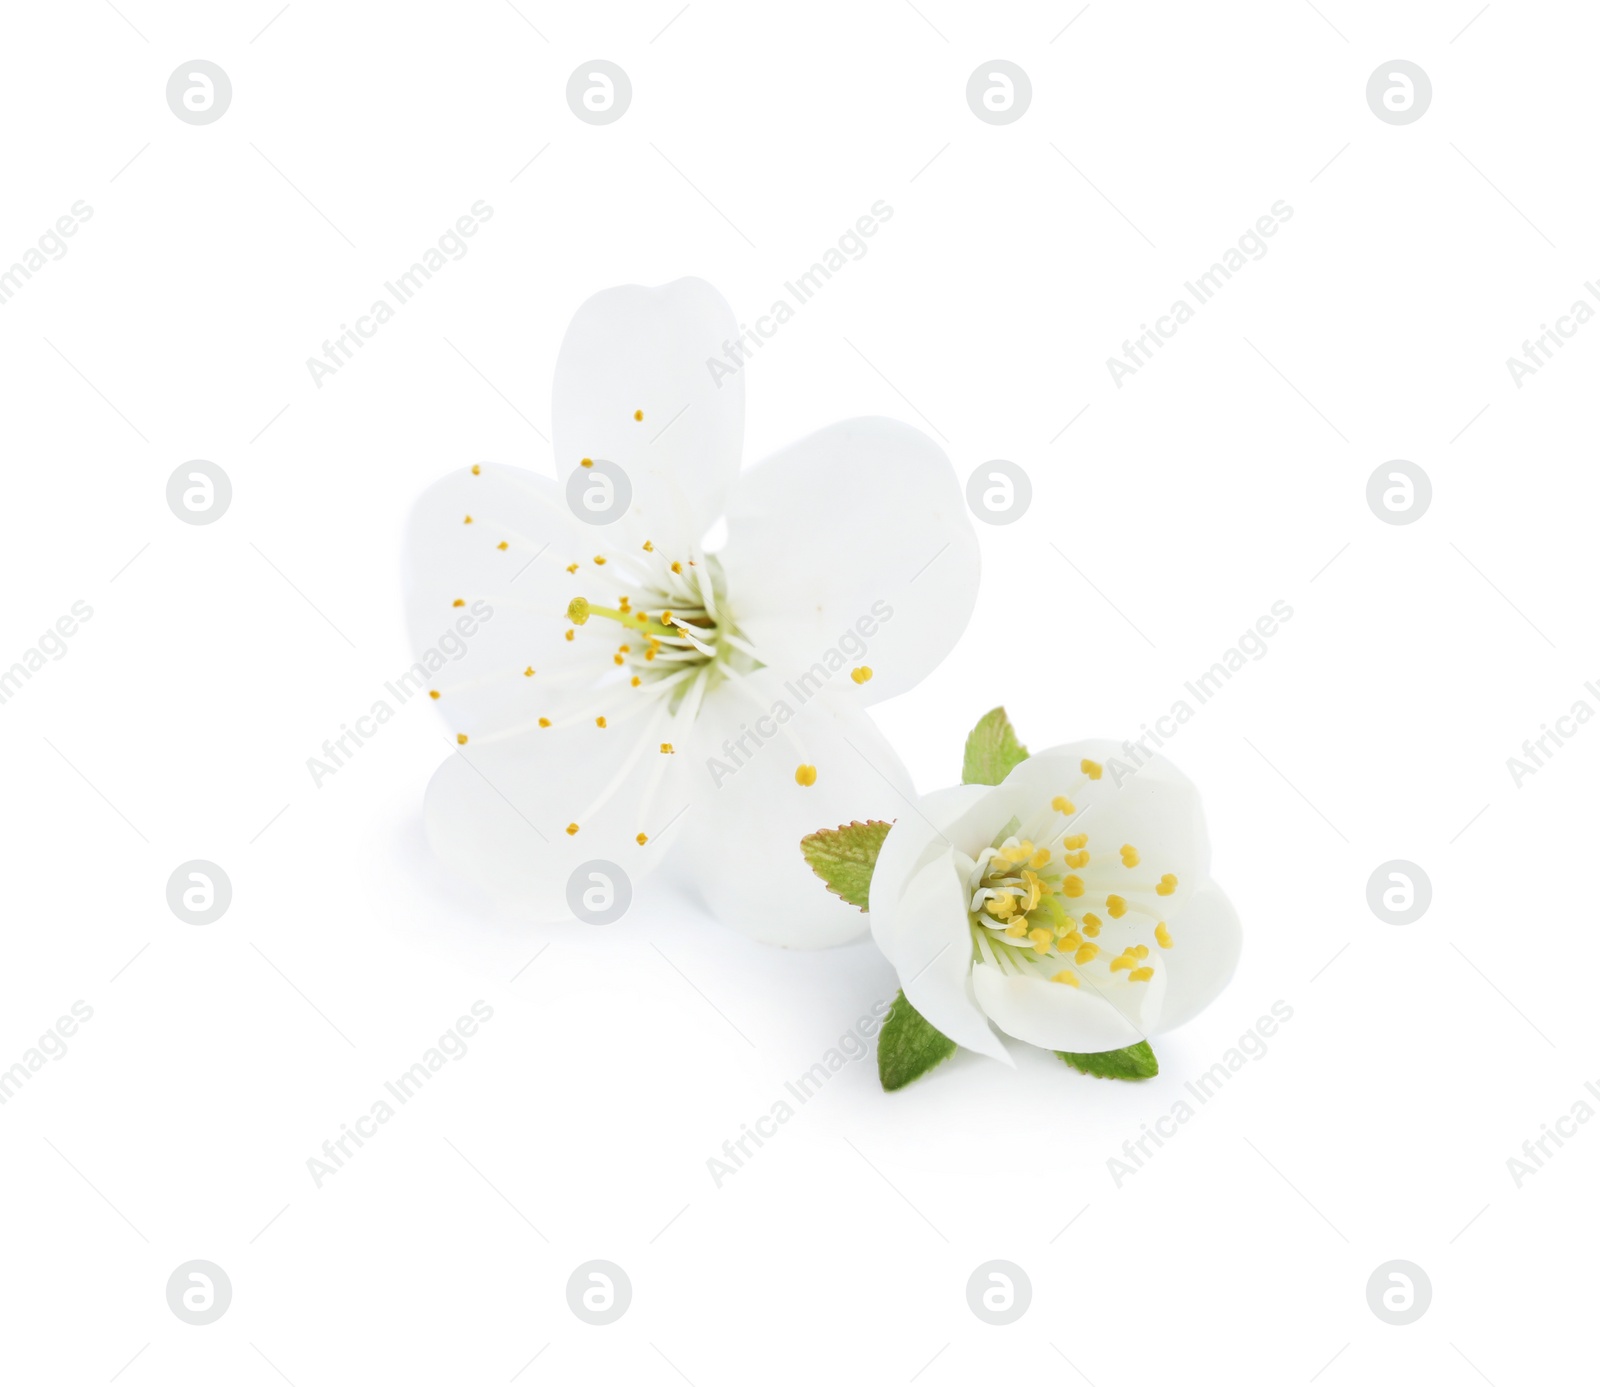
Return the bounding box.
[636,833,648,845]
[497,541,508,550]
[565,629,575,641]
[538,717,551,728]
[565,823,579,836]
[1106,894,1127,919]
[1157,874,1178,896]
[1052,970,1080,987]
[524,667,534,677]
[1063,833,1088,850]
[567,563,579,574]
[595,717,606,728]
[1022,872,1043,911]
[1062,875,1085,898]
[1120,844,1140,867]
[986,895,1016,920]
[795,764,817,787]
[471,463,481,475]
[851,666,874,684]
[1005,922,1027,938]
[579,457,593,468]
[660,743,674,754]
[631,676,641,686]
[1052,797,1077,815]
[660,610,673,624]
[456,733,468,745]
[452,598,465,607]
[1082,913,1102,937]
[1065,850,1090,869]
[429,689,440,699]
[633,409,643,421]
[1155,922,1173,948]
[1081,759,1103,780]
[671,561,682,574]
[1061,931,1083,950]
[642,540,654,551]
[1029,928,1053,953]
[463,514,473,524]
[1029,848,1051,870]
[618,597,631,611]
[1110,956,1134,973]
[1132,944,1149,959]
[613,654,624,665]
[1129,966,1154,982]
[593,555,606,565]
[1074,943,1100,965]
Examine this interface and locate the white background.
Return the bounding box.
[2,1,1595,1382]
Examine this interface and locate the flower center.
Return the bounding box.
[566,549,751,709]
[965,759,1179,992]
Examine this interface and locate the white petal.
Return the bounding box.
[424,701,691,919]
[403,464,613,740]
[888,850,1012,1064]
[1150,883,1242,1034]
[992,740,1211,920]
[972,963,1155,1054]
[866,783,991,962]
[717,417,979,704]
[553,279,743,553]
[674,671,914,948]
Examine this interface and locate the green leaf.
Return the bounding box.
[800,820,893,911]
[962,707,1029,786]
[878,990,958,1090]
[1055,1041,1159,1081]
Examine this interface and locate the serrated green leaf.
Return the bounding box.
[878,990,958,1090]
[1055,1041,1159,1081]
[962,707,1029,786]
[800,820,893,911]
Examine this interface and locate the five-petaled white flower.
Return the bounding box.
[404,278,978,946]
[868,743,1241,1056]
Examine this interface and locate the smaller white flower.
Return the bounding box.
[869,741,1241,1060]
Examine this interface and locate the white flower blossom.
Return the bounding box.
[404,279,979,946]
[869,743,1241,1056]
